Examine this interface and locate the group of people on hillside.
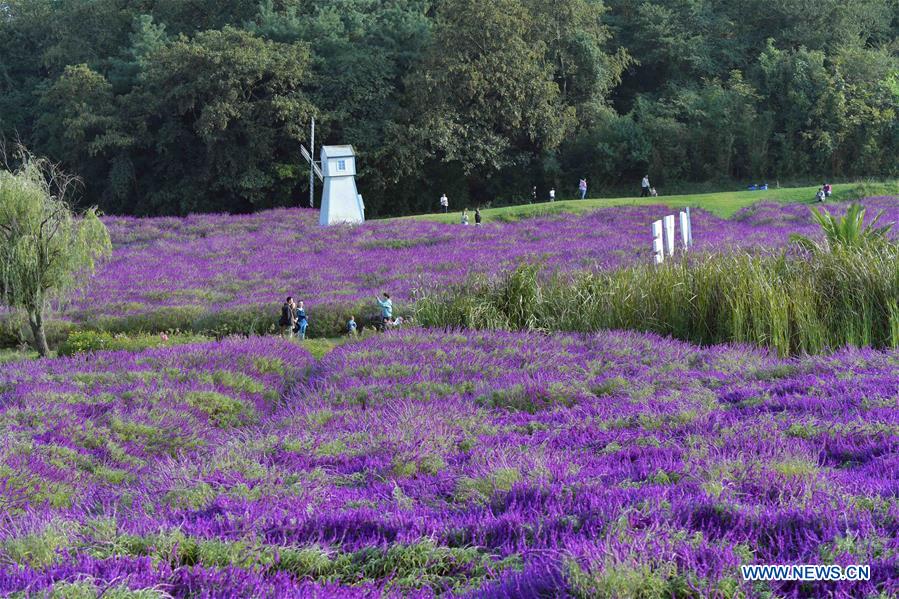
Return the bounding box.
[460,208,482,225]
[279,297,309,339]
[816,183,833,202]
[441,194,484,225]
[440,175,660,212]
[279,292,405,340]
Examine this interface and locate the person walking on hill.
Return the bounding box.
[475,208,482,226]
[279,297,297,338]
[549,187,555,202]
[578,178,587,200]
[440,193,449,213]
[294,301,309,340]
[641,175,651,197]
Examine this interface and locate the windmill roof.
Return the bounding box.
[321,145,355,158]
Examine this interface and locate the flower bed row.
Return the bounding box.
[1,331,897,596]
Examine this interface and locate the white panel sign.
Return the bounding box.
[652,220,664,264]
[663,214,676,256]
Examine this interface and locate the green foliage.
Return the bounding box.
[417,244,899,356]
[1,523,73,569]
[1,1,897,216]
[183,391,256,427]
[791,204,894,252]
[0,151,111,355]
[407,0,572,173]
[567,559,695,599]
[455,468,522,504]
[57,330,208,356]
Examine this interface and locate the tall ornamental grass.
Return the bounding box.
[415,244,899,355]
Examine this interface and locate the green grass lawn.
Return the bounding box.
[402,180,898,223]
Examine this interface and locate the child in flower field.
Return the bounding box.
[347,315,357,336]
[279,296,296,338]
[377,293,393,321]
[294,301,308,339]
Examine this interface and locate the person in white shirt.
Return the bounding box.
[440,194,449,213]
[641,175,650,197]
[461,208,469,225]
[549,188,555,202]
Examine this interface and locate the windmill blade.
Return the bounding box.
[300,145,324,181]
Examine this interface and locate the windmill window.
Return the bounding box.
[337,160,346,171]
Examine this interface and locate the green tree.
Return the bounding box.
[407,0,572,179]
[0,151,110,356]
[35,64,132,208]
[123,27,314,214]
[249,0,433,216]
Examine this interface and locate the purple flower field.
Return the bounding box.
[61,198,898,325]
[2,331,897,597]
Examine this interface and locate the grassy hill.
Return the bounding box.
[403,180,899,223]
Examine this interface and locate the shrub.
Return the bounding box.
[791,203,893,252]
[416,243,899,356]
[65,300,398,341]
[57,330,209,356]
[88,305,207,335]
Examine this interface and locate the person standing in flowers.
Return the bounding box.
[347,315,357,336]
[376,293,393,328]
[294,301,309,339]
[279,297,297,338]
[440,193,449,213]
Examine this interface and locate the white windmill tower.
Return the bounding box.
[300,118,365,226]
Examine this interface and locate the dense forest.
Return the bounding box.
[1,0,897,217]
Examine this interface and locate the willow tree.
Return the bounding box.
[0,152,111,356]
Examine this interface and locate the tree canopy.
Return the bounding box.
[1,0,897,216]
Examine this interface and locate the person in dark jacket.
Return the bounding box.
[279,297,296,338]
[475,208,482,226]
